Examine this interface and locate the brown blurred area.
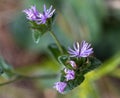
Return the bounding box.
[0,0,42,67]
[106,0,120,10]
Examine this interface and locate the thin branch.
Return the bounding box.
[18,73,58,80]
[0,74,58,86]
[50,30,64,54]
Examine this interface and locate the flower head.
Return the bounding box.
[23,4,55,24]
[38,4,55,24]
[23,6,39,21]
[54,82,67,94]
[68,41,93,58]
[64,69,75,81]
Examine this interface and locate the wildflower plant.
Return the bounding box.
[57,41,101,93]
[0,4,101,94]
[23,4,56,44]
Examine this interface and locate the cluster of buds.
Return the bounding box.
[54,41,93,94]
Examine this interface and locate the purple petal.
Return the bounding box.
[54,82,67,94]
[68,41,93,58]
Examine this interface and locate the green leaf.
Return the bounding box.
[58,56,101,94]
[0,57,14,79]
[58,55,69,66]
[60,70,66,82]
[82,57,101,74]
[64,75,85,93]
[48,44,61,60]
[57,55,101,94]
[60,67,85,93]
[30,21,48,34]
[32,30,41,44]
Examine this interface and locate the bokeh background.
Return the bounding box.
[0,0,120,98]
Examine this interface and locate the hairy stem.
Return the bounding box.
[50,30,64,54]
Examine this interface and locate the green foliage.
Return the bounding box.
[64,75,84,93]
[58,55,68,67]
[75,52,120,98]
[58,55,101,93]
[0,57,14,79]
[30,13,56,33]
[32,29,42,44]
[82,57,101,74]
[48,44,61,60]
[48,43,67,61]
[29,13,56,44]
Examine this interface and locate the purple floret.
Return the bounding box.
[54,82,67,94]
[23,6,39,21]
[68,41,93,58]
[64,69,75,81]
[37,4,55,24]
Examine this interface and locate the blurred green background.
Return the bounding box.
[0,0,120,98]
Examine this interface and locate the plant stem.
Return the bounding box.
[0,75,19,86]
[50,30,64,54]
[18,73,58,80]
[0,73,58,86]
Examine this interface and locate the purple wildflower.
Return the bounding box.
[69,60,77,69]
[37,4,55,24]
[23,6,39,21]
[23,4,55,24]
[68,41,93,58]
[54,82,67,94]
[64,69,75,81]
